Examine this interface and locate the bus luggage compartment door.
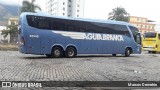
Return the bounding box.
[41,39,50,54]
[27,36,41,54]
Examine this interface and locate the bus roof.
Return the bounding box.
[21,12,135,27]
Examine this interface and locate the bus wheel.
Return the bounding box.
[65,47,76,58]
[125,48,130,57]
[52,47,63,58]
[148,51,151,53]
[112,54,116,57]
[152,51,156,54]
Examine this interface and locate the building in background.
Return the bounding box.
[0,17,18,43]
[8,17,19,26]
[129,16,155,34]
[46,0,84,18]
[8,17,19,43]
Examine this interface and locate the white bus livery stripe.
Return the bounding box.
[52,31,124,41]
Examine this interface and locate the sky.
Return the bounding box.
[1,0,160,30]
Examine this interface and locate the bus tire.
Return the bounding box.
[52,47,63,58]
[148,51,151,53]
[112,54,116,57]
[152,51,156,54]
[125,48,130,57]
[65,47,76,58]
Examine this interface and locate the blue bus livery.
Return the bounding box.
[18,12,141,58]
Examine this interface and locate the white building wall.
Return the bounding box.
[46,0,84,18]
[0,26,7,43]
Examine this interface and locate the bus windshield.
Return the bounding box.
[144,32,157,38]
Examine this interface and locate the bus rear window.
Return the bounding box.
[144,33,157,38]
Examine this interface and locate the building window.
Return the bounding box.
[145,25,147,29]
[63,13,65,16]
[77,9,79,12]
[63,8,65,11]
[68,0,71,2]
[63,2,65,5]
[143,25,145,28]
[137,18,142,22]
[68,5,71,7]
[77,15,79,17]
[77,4,80,7]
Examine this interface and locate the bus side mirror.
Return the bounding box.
[136,33,141,45]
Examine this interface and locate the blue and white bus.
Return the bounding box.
[18,12,141,58]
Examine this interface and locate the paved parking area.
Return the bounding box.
[0,51,160,81]
[1,51,160,89]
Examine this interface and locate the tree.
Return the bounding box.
[1,23,18,43]
[108,6,129,22]
[21,0,41,13]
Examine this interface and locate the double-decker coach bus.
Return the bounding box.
[18,12,141,58]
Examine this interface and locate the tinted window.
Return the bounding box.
[144,32,157,38]
[129,26,139,40]
[26,15,51,29]
[90,23,130,37]
[78,27,86,32]
[67,25,75,31]
[113,24,130,37]
[26,15,34,27]
[52,22,65,30]
[26,15,130,37]
[129,26,139,34]
[36,19,50,29]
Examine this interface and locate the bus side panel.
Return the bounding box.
[41,38,50,54]
[26,27,41,54]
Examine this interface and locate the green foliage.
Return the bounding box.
[1,23,18,42]
[108,6,129,22]
[21,0,41,13]
[1,30,9,37]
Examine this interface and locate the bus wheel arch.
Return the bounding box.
[65,46,77,58]
[125,47,132,57]
[51,45,64,58]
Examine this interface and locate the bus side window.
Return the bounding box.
[26,15,34,27]
[114,25,131,37]
[67,25,75,31]
[37,19,50,29]
[52,22,65,31]
[78,28,85,32]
